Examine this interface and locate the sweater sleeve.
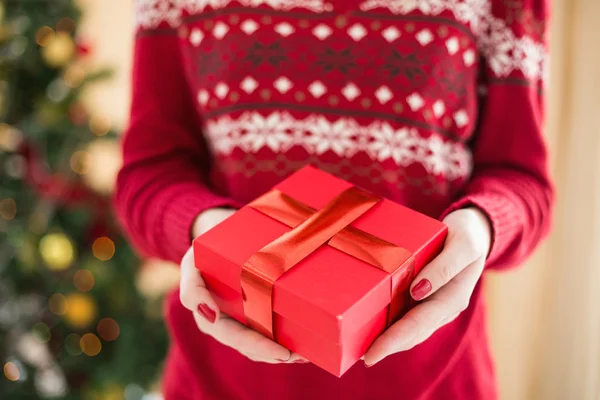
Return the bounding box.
[441,0,555,271]
[114,21,235,263]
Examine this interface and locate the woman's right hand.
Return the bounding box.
[179,208,308,364]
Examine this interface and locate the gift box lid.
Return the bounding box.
[195,166,447,344]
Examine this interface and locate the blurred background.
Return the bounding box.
[1,0,599,399]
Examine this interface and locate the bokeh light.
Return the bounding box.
[42,32,75,68]
[70,150,90,174]
[65,333,82,356]
[64,64,85,88]
[32,322,51,343]
[35,26,55,47]
[0,198,17,220]
[48,293,67,315]
[73,269,95,292]
[64,293,97,328]
[80,333,102,356]
[124,384,145,400]
[56,17,76,34]
[0,123,23,151]
[89,115,111,136]
[97,318,120,342]
[39,233,75,271]
[29,211,49,234]
[3,362,20,382]
[92,237,115,261]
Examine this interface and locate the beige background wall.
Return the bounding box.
[81,1,600,399]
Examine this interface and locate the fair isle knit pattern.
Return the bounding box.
[132,0,548,204]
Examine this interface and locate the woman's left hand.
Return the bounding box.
[363,207,492,367]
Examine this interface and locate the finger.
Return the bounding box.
[365,259,484,366]
[180,247,220,323]
[194,313,292,363]
[409,230,483,301]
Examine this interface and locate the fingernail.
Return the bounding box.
[294,359,309,364]
[364,361,374,368]
[197,303,216,323]
[411,279,432,301]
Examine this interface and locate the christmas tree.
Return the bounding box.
[1,1,172,398]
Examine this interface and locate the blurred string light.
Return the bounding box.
[47,78,70,102]
[4,361,21,382]
[89,115,111,136]
[5,154,27,179]
[73,269,94,292]
[32,322,51,343]
[10,36,28,57]
[29,211,49,234]
[48,293,67,315]
[64,293,97,328]
[92,237,115,261]
[97,318,120,341]
[0,123,23,151]
[65,333,82,356]
[70,150,90,174]
[56,17,75,34]
[0,198,17,220]
[80,333,101,356]
[42,32,75,67]
[124,384,145,400]
[35,26,54,47]
[39,232,75,271]
[64,64,85,88]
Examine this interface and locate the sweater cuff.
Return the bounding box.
[159,185,238,262]
[440,192,518,264]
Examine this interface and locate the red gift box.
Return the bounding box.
[194,166,447,376]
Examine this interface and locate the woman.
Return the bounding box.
[116,0,553,398]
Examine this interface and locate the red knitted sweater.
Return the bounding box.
[115,1,553,399]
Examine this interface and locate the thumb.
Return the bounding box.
[179,246,220,323]
[409,231,480,301]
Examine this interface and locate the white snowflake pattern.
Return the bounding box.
[359,0,548,86]
[205,112,472,180]
[135,0,333,30]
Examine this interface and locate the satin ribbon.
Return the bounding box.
[241,187,414,340]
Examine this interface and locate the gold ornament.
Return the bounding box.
[64,293,97,328]
[42,32,75,68]
[82,139,122,194]
[39,233,75,271]
[136,259,180,300]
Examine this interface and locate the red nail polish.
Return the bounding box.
[411,279,432,301]
[197,304,216,323]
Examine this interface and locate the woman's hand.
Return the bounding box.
[179,208,307,364]
[363,207,492,367]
